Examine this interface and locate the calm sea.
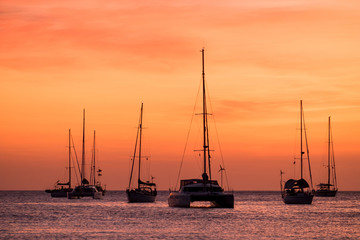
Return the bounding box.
[0,191,359,239]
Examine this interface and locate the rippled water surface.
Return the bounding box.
[1,191,359,239]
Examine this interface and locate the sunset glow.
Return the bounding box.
[1,0,360,190]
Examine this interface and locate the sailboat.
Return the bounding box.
[315,116,338,197]
[90,130,106,196]
[126,103,157,202]
[282,100,314,204]
[68,109,103,199]
[45,129,74,197]
[168,49,234,208]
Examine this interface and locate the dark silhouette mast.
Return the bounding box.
[138,103,144,189]
[201,48,211,182]
[300,100,303,179]
[81,109,86,186]
[327,116,331,188]
[68,129,72,188]
[90,130,96,186]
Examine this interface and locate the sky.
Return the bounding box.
[1,0,359,190]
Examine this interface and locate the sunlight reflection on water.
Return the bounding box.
[0,191,359,239]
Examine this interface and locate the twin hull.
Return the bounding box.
[315,190,337,197]
[168,192,234,208]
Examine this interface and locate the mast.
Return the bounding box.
[128,105,141,189]
[327,116,331,189]
[300,100,303,179]
[138,103,144,189]
[91,130,96,186]
[69,129,72,188]
[201,48,210,182]
[81,109,86,186]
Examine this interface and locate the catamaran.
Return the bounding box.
[126,103,157,202]
[282,100,314,204]
[168,49,234,208]
[67,109,104,199]
[315,116,338,197]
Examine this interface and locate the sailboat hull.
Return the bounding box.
[283,193,314,204]
[45,188,73,198]
[315,189,337,197]
[126,189,157,203]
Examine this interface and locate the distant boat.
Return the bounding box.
[45,129,73,197]
[282,100,314,204]
[168,49,234,208]
[126,103,157,202]
[90,130,106,196]
[68,109,103,199]
[315,116,338,197]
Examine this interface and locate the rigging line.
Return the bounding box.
[205,81,230,191]
[331,125,337,188]
[175,77,202,190]
[70,141,80,186]
[128,111,141,189]
[90,137,94,186]
[302,110,314,189]
[71,135,81,185]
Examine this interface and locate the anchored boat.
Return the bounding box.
[315,116,338,197]
[282,100,314,204]
[168,49,234,208]
[67,109,105,199]
[45,129,74,197]
[126,103,157,203]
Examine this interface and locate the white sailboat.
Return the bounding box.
[315,116,338,197]
[68,109,103,199]
[282,100,314,204]
[168,49,234,208]
[126,103,157,202]
[45,129,73,197]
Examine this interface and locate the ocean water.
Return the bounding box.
[0,191,359,239]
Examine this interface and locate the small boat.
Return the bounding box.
[68,109,105,199]
[67,185,103,199]
[45,129,73,197]
[126,103,157,203]
[315,116,338,197]
[282,100,314,204]
[168,49,234,208]
[89,130,106,196]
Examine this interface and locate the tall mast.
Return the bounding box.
[327,116,331,188]
[138,103,144,189]
[91,130,96,186]
[81,109,86,186]
[202,48,207,178]
[69,129,72,188]
[201,48,210,182]
[300,100,303,179]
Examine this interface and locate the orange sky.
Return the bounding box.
[1,0,359,190]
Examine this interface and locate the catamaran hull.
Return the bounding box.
[51,190,71,198]
[283,194,314,204]
[126,190,156,203]
[45,189,73,198]
[67,186,103,199]
[168,192,234,208]
[67,191,103,199]
[315,190,337,197]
